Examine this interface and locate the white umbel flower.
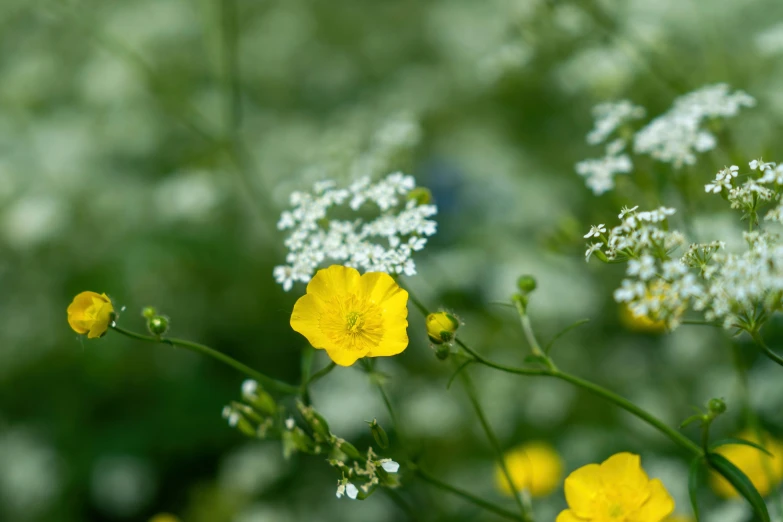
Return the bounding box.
[273,172,437,290]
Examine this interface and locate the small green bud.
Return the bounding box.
[141,306,157,319]
[297,402,332,442]
[426,312,459,344]
[708,397,727,415]
[336,438,363,460]
[407,187,433,205]
[367,418,389,449]
[434,343,450,360]
[516,275,537,294]
[147,315,170,336]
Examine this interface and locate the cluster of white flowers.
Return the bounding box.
[587,160,783,330]
[273,172,437,291]
[576,84,755,195]
[586,100,646,145]
[583,205,683,262]
[575,139,633,195]
[634,84,755,168]
[585,206,697,328]
[333,447,400,500]
[576,101,644,195]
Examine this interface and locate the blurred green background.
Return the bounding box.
[3,0,783,521]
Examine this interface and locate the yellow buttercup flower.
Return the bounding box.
[710,430,783,498]
[67,291,115,338]
[290,265,409,367]
[495,442,563,497]
[557,452,674,522]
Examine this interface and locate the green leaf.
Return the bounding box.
[688,457,702,521]
[544,318,590,354]
[680,414,705,429]
[708,452,770,522]
[710,438,773,456]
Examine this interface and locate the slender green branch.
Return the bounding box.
[458,369,532,522]
[414,468,525,522]
[307,362,337,387]
[550,370,702,456]
[750,332,783,368]
[110,324,300,394]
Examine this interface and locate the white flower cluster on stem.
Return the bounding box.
[586,159,783,330]
[576,84,755,195]
[273,172,437,291]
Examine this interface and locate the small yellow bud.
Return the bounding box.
[67,291,115,339]
[426,312,460,344]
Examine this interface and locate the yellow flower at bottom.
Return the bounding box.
[67,291,114,338]
[557,452,674,522]
[710,430,783,498]
[620,304,667,334]
[290,265,409,367]
[148,514,181,522]
[495,442,563,497]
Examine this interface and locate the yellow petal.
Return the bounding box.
[358,272,403,304]
[631,478,675,522]
[290,294,331,349]
[306,265,361,302]
[564,463,602,518]
[599,452,649,492]
[324,345,368,367]
[556,509,586,522]
[87,301,112,338]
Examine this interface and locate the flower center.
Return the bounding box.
[345,311,363,332]
[320,294,385,353]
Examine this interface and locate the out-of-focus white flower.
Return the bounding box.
[575,149,633,195]
[90,455,155,518]
[586,100,645,145]
[155,171,223,223]
[755,23,783,57]
[2,194,67,250]
[634,83,755,168]
[273,172,437,290]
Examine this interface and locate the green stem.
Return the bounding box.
[110,325,299,394]
[307,362,337,387]
[414,468,525,522]
[750,332,783,368]
[458,368,533,522]
[453,338,700,455]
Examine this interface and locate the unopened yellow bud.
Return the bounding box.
[426,312,459,344]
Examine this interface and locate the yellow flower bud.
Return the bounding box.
[496,442,562,498]
[426,312,459,344]
[67,291,114,338]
